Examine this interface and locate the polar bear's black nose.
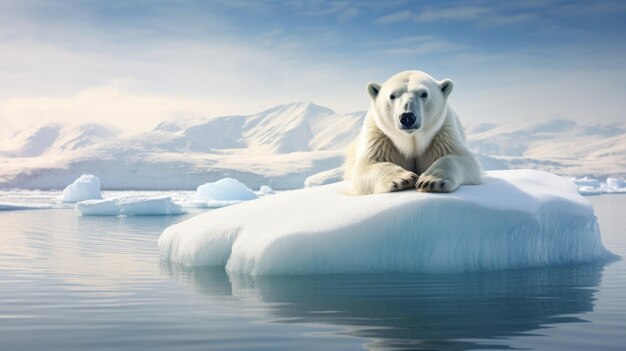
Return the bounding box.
[400,112,416,128]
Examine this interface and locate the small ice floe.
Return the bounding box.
[61,174,102,203]
[571,176,626,195]
[76,196,186,216]
[188,178,258,208]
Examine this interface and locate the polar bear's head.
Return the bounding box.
[366,70,453,139]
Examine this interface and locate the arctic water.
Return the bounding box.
[1,193,625,351]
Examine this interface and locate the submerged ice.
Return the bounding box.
[158,170,616,275]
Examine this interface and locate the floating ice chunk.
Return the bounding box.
[0,202,53,211]
[62,174,102,203]
[606,177,626,189]
[570,176,601,188]
[258,185,275,195]
[77,196,186,216]
[194,178,257,202]
[571,176,626,195]
[159,170,616,275]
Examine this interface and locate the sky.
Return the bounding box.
[1,0,625,131]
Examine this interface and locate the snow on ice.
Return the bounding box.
[76,196,186,216]
[159,170,616,275]
[61,174,102,203]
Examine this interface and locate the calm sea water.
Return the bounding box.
[0,193,624,351]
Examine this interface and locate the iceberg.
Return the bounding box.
[61,174,102,203]
[194,178,258,201]
[77,196,186,216]
[158,170,616,275]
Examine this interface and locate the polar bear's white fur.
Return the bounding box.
[344,70,481,194]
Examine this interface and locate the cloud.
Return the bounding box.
[0,27,371,131]
[338,7,360,21]
[374,10,414,24]
[451,67,626,126]
[412,4,540,27]
[415,6,491,22]
[0,36,370,131]
[382,36,467,56]
[373,3,548,27]
[287,0,360,20]
[0,80,218,132]
[1,0,625,133]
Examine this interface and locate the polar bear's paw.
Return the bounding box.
[383,170,418,192]
[416,175,457,193]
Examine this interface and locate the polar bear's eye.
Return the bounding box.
[420,91,428,98]
[389,94,396,100]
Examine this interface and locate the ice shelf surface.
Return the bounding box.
[77,196,186,216]
[159,170,616,275]
[61,174,102,203]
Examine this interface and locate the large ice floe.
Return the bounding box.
[159,170,616,275]
[61,174,102,202]
[77,196,186,216]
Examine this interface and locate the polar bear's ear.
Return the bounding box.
[366,82,381,100]
[439,79,453,98]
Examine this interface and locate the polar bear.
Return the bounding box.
[344,70,481,194]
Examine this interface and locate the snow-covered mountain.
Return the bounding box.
[467,119,626,176]
[0,102,624,189]
[0,102,364,189]
[0,123,119,157]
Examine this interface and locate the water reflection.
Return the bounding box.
[165,263,605,351]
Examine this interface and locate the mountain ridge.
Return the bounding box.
[0,102,624,189]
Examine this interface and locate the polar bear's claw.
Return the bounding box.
[416,176,455,193]
[389,171,418,192]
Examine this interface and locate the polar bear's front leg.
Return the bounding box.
[416,154,481,193]
[351,161,418,195]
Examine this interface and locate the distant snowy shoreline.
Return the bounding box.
[1,102,624,190]
[1,175,625,214]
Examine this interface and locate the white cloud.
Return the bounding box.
[413,4,540,27]
[450,66,626,126]
[0,14,371,131]
[381,36,467,56]
[415,6,491,22]
[338,7,360,21]
[0,0,625,134]
[374,10,414,24]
